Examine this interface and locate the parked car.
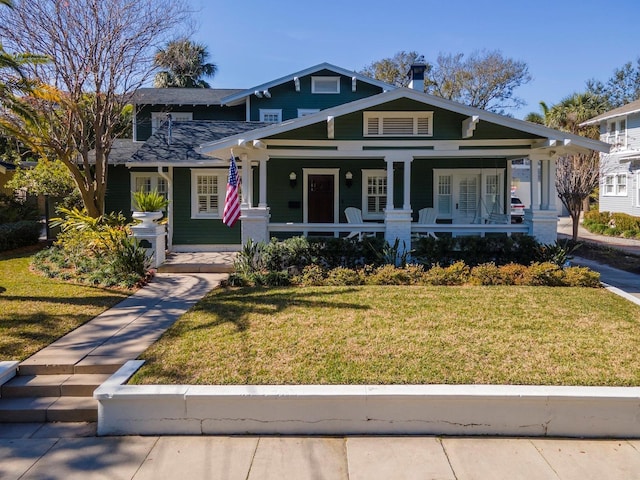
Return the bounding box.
[510,197,525,223]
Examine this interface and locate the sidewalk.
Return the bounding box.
[557,216,640,255]
[1,424,639,479]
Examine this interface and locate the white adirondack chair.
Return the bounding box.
[414,207,438,239]
[345,207,375,240]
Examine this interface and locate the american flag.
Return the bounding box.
[222,155,241,227]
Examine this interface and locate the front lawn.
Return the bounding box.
[131,285,640,386]
[0,247,130,360]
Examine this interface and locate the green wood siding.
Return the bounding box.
[251,69,383,122]
[105,165,136,215]
[135,104,245,141]
[172,167,241,245]
[269,98,540,142]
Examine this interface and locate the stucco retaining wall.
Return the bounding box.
[95,362,640,437]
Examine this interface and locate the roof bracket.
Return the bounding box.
[462,115,479,138]
[294,77,300,92]
[327,116,335,139]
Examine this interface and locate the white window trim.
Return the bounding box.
[259,109,282,123]
[603,173,628,197]
[130,172,168,211]
[311,76,340,94]
[297,108,320,117]
[151,111,193,135]
[302,168,340,223]
[362,169,387,220]
[363,111,434,137]
[190,169,227,219]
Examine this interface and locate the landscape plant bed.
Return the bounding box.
[131,285,640,387]
[0,248,130,360]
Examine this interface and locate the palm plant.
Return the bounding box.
[153,38,217,88]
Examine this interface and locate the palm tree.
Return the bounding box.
[523,101,549,125]
[153,38,217,88]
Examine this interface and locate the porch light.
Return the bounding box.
[345,171,353,188]
[289,171,297,188]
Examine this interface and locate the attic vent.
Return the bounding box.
[363,111,433,137]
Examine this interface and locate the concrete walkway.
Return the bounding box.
[1,423,639,479]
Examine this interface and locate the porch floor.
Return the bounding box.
[157,252,237,274]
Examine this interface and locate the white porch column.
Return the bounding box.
[529,158,540,211]
[258,157,268,208]
[525,156,558,244]
[131,223,166,268]
[540,159,550,210]
[403,158,412,210]
[385,157,394,210]
[241,154,250,207]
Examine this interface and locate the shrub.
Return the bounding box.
[423,261,470,286]
[0,193,39,224]
[498,263,528,285]
[535,240,581,266]
[325,267,363,286]
[522,262,565,286]
[0,220,42,252]
[367,264,412,285]
[562,267,600,287]
[132,189,169,211]
[295,264,326,286]
[611,213,640,232]
[469,262,507,285]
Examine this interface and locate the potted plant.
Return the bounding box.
[132,189,169,227]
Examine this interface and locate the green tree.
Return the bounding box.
[0,0,191,217]
[360,51,426,88]
[153,38,217,88]
[587,59,640,108]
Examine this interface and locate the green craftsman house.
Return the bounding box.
[106,63,609,253]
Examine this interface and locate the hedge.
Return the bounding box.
[0,220,42,252]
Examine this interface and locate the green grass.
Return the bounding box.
[131,285,640,386]
[0,247,130,360]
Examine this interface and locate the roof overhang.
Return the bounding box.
[220,62,396,106]
[200,88,611,156]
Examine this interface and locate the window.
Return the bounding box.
[437,175,452,215]
[363,111,433,137]
[605,118,627,148]
[603,174,628,196]
[151,112,192,135]
[259,109,282,123]
[298,108,320,117]
[362,170,387,219]
[311,76,340,94]
[191,169,228,218]
[130,173,168,210]
[485,174,499,213]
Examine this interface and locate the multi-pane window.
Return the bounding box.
[151,112,193,135]
[485,174,499,214]
[362,170,387,219]
[437,175,452,215]
[603,174,628,196]
[191,169,230,218]
[196,175,218,215]
[259,109,282,123]
[131,174,168,210]
[605,118,627,148]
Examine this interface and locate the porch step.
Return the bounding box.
[2,373,111,398]
[18,362,122,376]
[157,262,234,274]
[0,396,98,422]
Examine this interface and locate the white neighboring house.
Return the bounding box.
[581,99,640,217]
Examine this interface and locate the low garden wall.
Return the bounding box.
[95,361,640,437]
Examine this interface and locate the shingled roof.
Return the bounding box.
[132,88,244,106]
[581,98,640,126]
[126,120,269,165]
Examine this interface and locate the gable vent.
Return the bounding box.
[364,111,433,137]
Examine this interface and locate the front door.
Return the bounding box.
[308,174,334,223]
[453,174,480,223]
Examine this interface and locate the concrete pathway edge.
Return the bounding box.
[96,362,640,437]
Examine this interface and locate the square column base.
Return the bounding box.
[131,224,166,268]
[384,209,412,262]
[524,209,558,244]
[241,207,270,245]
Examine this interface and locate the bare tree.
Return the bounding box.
[0,0,191,217]
[426,50,531,114]
[546,92,609,241]
[555,153,601,241]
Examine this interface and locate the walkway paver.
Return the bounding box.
[346,437,455,480]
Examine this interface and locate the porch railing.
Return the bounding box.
[268,222,530,238]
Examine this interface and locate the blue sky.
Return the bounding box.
[188,0,640,119]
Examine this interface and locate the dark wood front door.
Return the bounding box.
[308,174,334,223]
